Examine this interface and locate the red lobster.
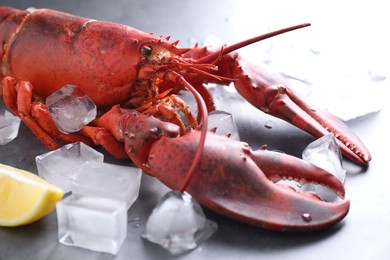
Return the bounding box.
[0,7,371,231]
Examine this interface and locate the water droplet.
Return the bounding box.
[302,213,312,222]
[264,121,272,129]
[129,217,140,222]
[129,217,141,228]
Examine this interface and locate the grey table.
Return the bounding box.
[0,1,389,259]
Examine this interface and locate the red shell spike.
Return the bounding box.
[172,40,180,46]
[209,127,218,133]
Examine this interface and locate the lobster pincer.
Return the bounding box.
[148,133,350,232]
[230,57,371,165]
[89,106,349,231]
[183,48,371,165]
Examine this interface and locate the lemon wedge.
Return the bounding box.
[0,163,64,227]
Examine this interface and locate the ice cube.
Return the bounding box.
[142,191,218,255]
[0,109,21,145]
[302,133,346,201]
[303,133,346,182]
[208,110,240,141]
[35,142,104,193]
[46,85,96,133]
[57,195,127,255]
[69,161,142,210]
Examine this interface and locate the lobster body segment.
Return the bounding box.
[1,7,170,107]
[0,6,371,231]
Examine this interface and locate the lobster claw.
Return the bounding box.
[230,57,371,165]
[147,131,350,232]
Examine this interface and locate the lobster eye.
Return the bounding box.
[141,45,152,56]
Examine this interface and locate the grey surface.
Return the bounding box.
[0,1,389,259]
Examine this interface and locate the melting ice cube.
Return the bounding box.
[36,142,104,193]
[142,191,218,255]
[302,133,346,201]
[0,109,21,145]
[46,85,96,133]
[70,161,142,210]
[57,195,127,255]
[208,110,240,141]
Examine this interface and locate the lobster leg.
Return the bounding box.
[80,125,127,160]
[215,54,371,165]
[2,76,92,148]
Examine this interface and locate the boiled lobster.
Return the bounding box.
[0,6,371,231]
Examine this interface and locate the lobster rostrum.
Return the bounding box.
[0,7,371,231]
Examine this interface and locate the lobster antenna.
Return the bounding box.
[174,76,208,193]
[194,23,311,64]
